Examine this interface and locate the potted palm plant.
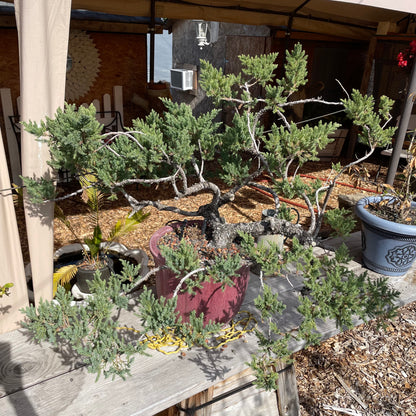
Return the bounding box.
[52,174,148,295]
[21,44,400,388]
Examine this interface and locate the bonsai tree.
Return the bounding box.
[22,45,396,245]
[21,44,400,388]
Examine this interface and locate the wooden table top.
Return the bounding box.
[1,232,415,416]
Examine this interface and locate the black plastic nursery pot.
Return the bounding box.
[75,257,114,293]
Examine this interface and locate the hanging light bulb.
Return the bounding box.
[194,20,209,49]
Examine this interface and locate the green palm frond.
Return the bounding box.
[55,204,72,229]
[108,210,150,243]
[53,264,78,296]
[12,183,23,207]
[79,174,104,229]
[84,225,103,259]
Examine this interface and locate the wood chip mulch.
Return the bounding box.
[296,301,416,416]
[14,158,416,414]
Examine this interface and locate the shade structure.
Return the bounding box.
[14,0,71,306]
[332,0,416,14]
[0,129,29,333]
[69,0,415,40]
[386,60,416,184]
[2,1,415,39]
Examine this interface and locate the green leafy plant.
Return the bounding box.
[380,130,416,223]
[244,238,399,390]
[21,44,401,387]
[138,286,222,347]
[0,283,13,297]
[158,225,243,293]
[324,207,356,237]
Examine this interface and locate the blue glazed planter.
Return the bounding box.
[355,196,416,276]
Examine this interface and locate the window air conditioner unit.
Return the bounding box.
[170,69,194,91]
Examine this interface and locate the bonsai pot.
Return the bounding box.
[149,220,250,325]
[355,196,416,276]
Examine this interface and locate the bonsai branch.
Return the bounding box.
[173,267,206,298]
[113,170,181,188]
[125,266,163,295]
[120,190,200,217]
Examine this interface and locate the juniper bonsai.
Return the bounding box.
[21,43,400,387]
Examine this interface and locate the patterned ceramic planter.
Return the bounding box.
[355,196,416,276]
[149,221,250,325]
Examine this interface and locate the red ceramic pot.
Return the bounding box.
[149,220,250,325]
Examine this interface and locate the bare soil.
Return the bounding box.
[14,157,416,414]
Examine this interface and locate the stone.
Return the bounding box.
[338,193,366,232]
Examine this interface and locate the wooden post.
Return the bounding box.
[276,360,300,416]
[347,36,378,158]
[175,387,214,416]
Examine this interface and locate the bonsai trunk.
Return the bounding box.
[208,216,314,248]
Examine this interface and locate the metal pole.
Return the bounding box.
[386,60,416,184]
[149,0,155,84]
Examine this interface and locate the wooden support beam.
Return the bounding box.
[347,36,378,158]
[70,19,163,34]
[159,365,302,416]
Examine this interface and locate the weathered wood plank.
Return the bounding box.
[113,85,124,126]
[91,99,100,112]
[210,368,279,416]
[103,93,112,113]
[0,232,415,416]
[0,329,80,397]
[177,386,214,416]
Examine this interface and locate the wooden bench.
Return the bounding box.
[1,232,416,416]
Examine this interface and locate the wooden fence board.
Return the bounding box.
[0,88,21,185]
[276,362,299,416]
